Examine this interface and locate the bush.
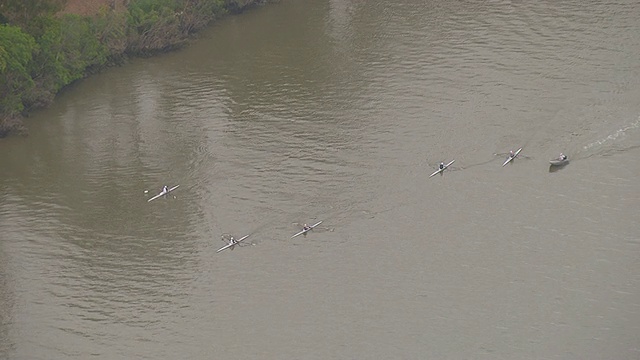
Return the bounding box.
[94,9,128,62]
[124,0,228,53]
[59,14,109,77]
[24,14,107,108]
[0,24,36,117]
[0,0,67,28]
[177,0,226,34]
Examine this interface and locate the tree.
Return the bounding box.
[0,0,68,27]
[0,24,36,116]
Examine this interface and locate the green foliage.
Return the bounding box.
[224,0,258,14]
[129,0,179,14]
[131,9,168,33]
[0,46,6,72]
[177,0,227,34]
[125,0,183,53]
[93,9,128,59]
[0,24,35,76]
[124,0,231,52]
[180,0,226,16]
[26,15,65,103]
[0,0,263,136]
[26,14,108,107]
[127,0,177,31]
[0,0,67,27]
[58,14,108,78]
[0,24,36,116]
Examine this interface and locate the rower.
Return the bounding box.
[221,235,235,245]
[560,153,567,160]
[509,150,514,158]
[439,162,444,170]
[303,224,311,231]
[163,185,168,193]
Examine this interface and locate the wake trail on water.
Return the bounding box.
[455,157,502,171]
[551,113,640,165]
[580,115,640,158]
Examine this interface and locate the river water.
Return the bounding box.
[1,0,639,359]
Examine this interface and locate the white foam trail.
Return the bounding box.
[583,115,640,151]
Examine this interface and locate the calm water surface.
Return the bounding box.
[1,0,639,359]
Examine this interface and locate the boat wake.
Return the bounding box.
[583,115,640,150]
[580,115,640,158]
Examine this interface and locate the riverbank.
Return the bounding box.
[0,0,267,137]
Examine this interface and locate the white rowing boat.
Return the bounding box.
[429,160,455,178]
[217,234,250,253]
[502,147,523,167]
[549,155,569,166]
[147,185,180,202]
[291,221,323,239]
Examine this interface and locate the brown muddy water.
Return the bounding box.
[1,0,639,358]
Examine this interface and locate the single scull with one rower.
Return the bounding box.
[147,185,180,202]
[429,160,455,178]
[502,147,523,167]
[217,234,250,253]
[291,221,323,238]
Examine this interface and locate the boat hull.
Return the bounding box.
[549,158,569,166]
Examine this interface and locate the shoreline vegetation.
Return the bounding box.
[0,0,266,137]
